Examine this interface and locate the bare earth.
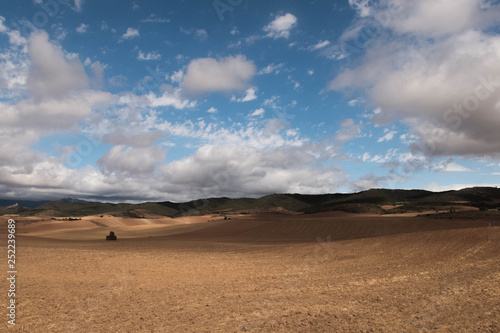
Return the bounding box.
[1,212,499,332]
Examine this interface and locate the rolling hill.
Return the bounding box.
[1,187,500,218]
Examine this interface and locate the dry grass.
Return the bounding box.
[1,213,499,332]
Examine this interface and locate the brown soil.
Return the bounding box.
[1,213,499,332]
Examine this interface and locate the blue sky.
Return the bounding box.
[1,0,500,202]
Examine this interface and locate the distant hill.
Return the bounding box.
[2,187,500,217]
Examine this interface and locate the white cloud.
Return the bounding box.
[148,84,196,109]
[341,0,500,40]
[0,81,115,195]
[348,0,372,17]
[234,87,257,102]
[348,99,358,106]
[90,61,104,89]
[108,75,127,87]
[0,16,7,32]
[5,29,25,46]
[117,84,195,111]
[228,40,242,49]
[102,131,166,147]
[137,50,161,61]
[73,0,84,12]
[329,1,500,158]
[0,25,29,98]
[141,14,169,23]
[207,107,217,113]
[249,108,265,118]
[435,158,471,172]
[179,28,208,41]
[54,24,67,40]
[426,182,500,192]
[309,40,330,51]
[350,173,392,192]
[245,34,260,45]
[76,23,88,33]
[380,0,500,38]
[182,55,256,94]
[377,130,396,142]
[169,69,183,84]
[122,28,139,40]
[335,118,362,142]
[307,69,314,76]
[160,144,346,198]
[98,145,166,175]
[258,63,284,75]
[195,29,208,41]
[263,13,297,39]
[27,31,88,100]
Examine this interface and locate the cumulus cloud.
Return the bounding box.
[98,145,166,175]
[73,0,84,12]
[435,158,471,172]
[309,40,330,51]
[0,16,7,32]
[349,173,391,192]
[137,50,161,60]
[108,74,126,87]
[122,28,139,40]
[118,84,195,110]
[27,31,88,100]
[381,0,499,38]
[10,107,350,201]
[234,87,257,102]
[377,130,396,143]
[263,13,297,39]
[76,23,88,33]
[90,61,104,89]
[426,182,500,192]
[0,26,29,98]
[141,14,169,23]
[149,84,196,109]
[169,69,183,84]
[348,0,372,17]
[329,0,500,158]
[161,144,347,198]
[182,55,256,94]
[335,118,362,142]
[0,29,117,200]
[249,108,265,118]
[258,63,284,75]
[0,26,355,203]
[195,29,208,41]
[4,90,114,133]
[102,130,166,147]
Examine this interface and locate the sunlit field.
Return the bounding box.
[2,212,499,332]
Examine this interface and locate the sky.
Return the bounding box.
[1,0,500,203]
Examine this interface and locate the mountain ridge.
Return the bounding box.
[1,187,499,217]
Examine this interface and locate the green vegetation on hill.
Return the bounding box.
[1,187,499,217]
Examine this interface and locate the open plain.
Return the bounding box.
[1,212,499,332]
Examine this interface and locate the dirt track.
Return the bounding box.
[1,213,499,332]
